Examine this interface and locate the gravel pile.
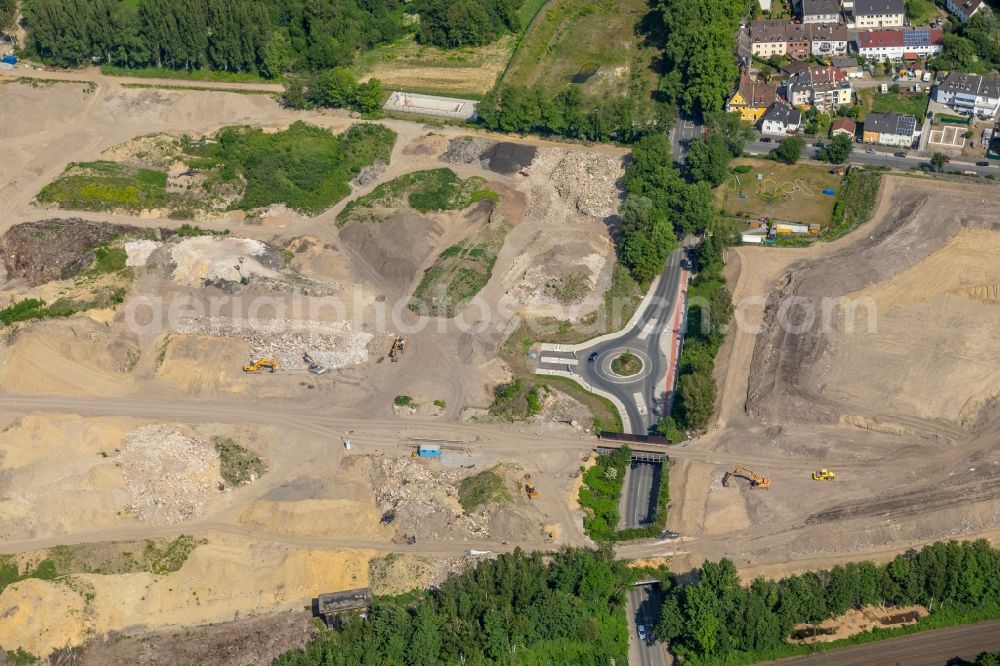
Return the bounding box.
[525,148,625,220]
[354,159,388,186]
[369,455,489,541]
[114,425,222,524]
[440,136,493,164]
[483,142,537,175]
[175,316,385,369]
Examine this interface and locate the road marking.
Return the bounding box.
[633,392,647,415]
[540,356,578,366]
[637,318,658,340]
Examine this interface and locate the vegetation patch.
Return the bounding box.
[213,436,267,487]
[825,169,883,241]
[610,352,642,376]
[88,246,127,275]
[408,227,507,317]
[578,447,629,541]
[272,548,631,665]
[394,395,415,408]
[37,161,168,212]
[489,378,549,421]
[457,468,511,512]
[338,168,489,225]
[858,88,930,120]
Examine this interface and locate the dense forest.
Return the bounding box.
[934,8,1000,74]
[273,548,631,666]
[20,0,524,73]
[658,540,1000,663]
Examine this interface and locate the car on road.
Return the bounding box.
[866,147,877,154]
[662,530,679,539]
[637,625,647,641]
[894,151,907,158]
[759,137,772,143]
[977,161,991,167]
[588,352,598,363]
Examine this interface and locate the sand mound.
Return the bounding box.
[0,319,139,396]
[240,498,386,538]
[339,212,443,293]
[0,577,88,657]
[155,334,249,395]
[114,425,223,524]
[170,236,281,287]
[402,133,449,157]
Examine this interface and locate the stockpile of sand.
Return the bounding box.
[174,317,381,369]
[523,148,624,221]
[114,425,223,523]
[170,236,281,287]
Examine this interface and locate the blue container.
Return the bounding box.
[1,55,17,65]
[417,444,442,458]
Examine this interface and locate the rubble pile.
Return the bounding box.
[175,316,385,369]
[440,136,494,164]
[523,148,625,221]
[169,237,282,287]
[114,425,222,524]
[369,455,489,541]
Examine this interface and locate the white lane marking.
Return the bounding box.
[633,392,647,415]
[541,356,578,366]
[637,318,658,341]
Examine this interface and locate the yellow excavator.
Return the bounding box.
[524,474,539,499]
[243,359,277,373]
[812,469,836,481]
[723,466,771,490]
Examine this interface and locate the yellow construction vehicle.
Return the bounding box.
[243,359,277,373]
[812,469,836,481]
[389,336,406,362]
[722,466,771,490]
[525,483,539,500]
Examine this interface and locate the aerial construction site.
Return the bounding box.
[2,72,1000,664]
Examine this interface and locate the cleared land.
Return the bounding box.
[502,0,659,100]
[716,158,842,227]
[858,88,930,120]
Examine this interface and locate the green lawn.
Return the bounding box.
[859,88,930,120]
[905,0,942,25]
[502,0,659,101]
[716,159,842,228]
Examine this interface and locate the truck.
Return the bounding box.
[417,444,441,458]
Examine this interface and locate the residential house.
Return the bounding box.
[832,56,863,77]
[862,111,919,146]
[726,73,778,122]
[831,117,858,138]
[785,66,855,111]
[946,0,983,21]
[856,27,944,62]
[748,21,848,59]
[800,0,841,23]
[853,0,906,28]
[933,72,1000,119]
[760,102,803,135]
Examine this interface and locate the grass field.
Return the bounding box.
[905,0,943,25]
[716,159,842,227]
[858,88,930,120]
[37,161,167,212]
[337,169,493,226]
[501,0,659,100]
[409,225,508,317]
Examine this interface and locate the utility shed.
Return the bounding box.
[314,587,373,627]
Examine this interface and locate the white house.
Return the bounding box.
[855,27,944,62]
[800,0,841,23]
[933,72,1000,119]
[760,102,803,135]
[785,66,854,111]
[945,0,983,21]
[862,111,919,146]
[853,0,906,28]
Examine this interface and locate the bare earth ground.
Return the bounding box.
[3,71,1000,659]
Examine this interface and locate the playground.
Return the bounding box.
[715,159,842,229]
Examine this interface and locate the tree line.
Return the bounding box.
[21,0,526,74]
[934,8,1000,75]
[657,539,1000,662]
[273,547,631,666]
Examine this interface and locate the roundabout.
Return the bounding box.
[596,348,653,384]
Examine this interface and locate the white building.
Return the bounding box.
[800,0,841,23]
[853,0,906,28]
[863,111,919,146]
[933,73,1000,119]
[855,27,944,62]
[945,0,983,21]
[759,102,802,135]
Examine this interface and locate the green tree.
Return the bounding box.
[816,133,853,163]
[706,111,755,156]
[262,29,294,78]
[931,152,947,172]
[771,136,805,164]
[306,67,358,108]
[677,371,716,429]
[686,132,732,186]
[354,78,385,113]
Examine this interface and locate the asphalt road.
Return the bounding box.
[537,248,687,434]
[766,619,1000,666]
[620,461,662,529]
[627,584,671,666]
[745,140,998,176]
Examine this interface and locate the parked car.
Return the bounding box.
[926,110,934,119]
[894,151,907,158]
[866,147,877,154]
[588,352,599,363]
[814,141,825,148]
[760,137,773,143]
[638,625,647,641]
[977,161,991,167]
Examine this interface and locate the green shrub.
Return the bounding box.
[90,246,127,274]
[37,161,167,211]
[394,395,415,407]
[212,436,267,486]
[457,469,510,512]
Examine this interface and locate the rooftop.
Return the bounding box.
[854,0,906,15]
[865,111,917,136]
[831,117,858,133]
[937,72,1000,99]
[857,27,943,48]
[801,0,842,16]
[762,101,803,126]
